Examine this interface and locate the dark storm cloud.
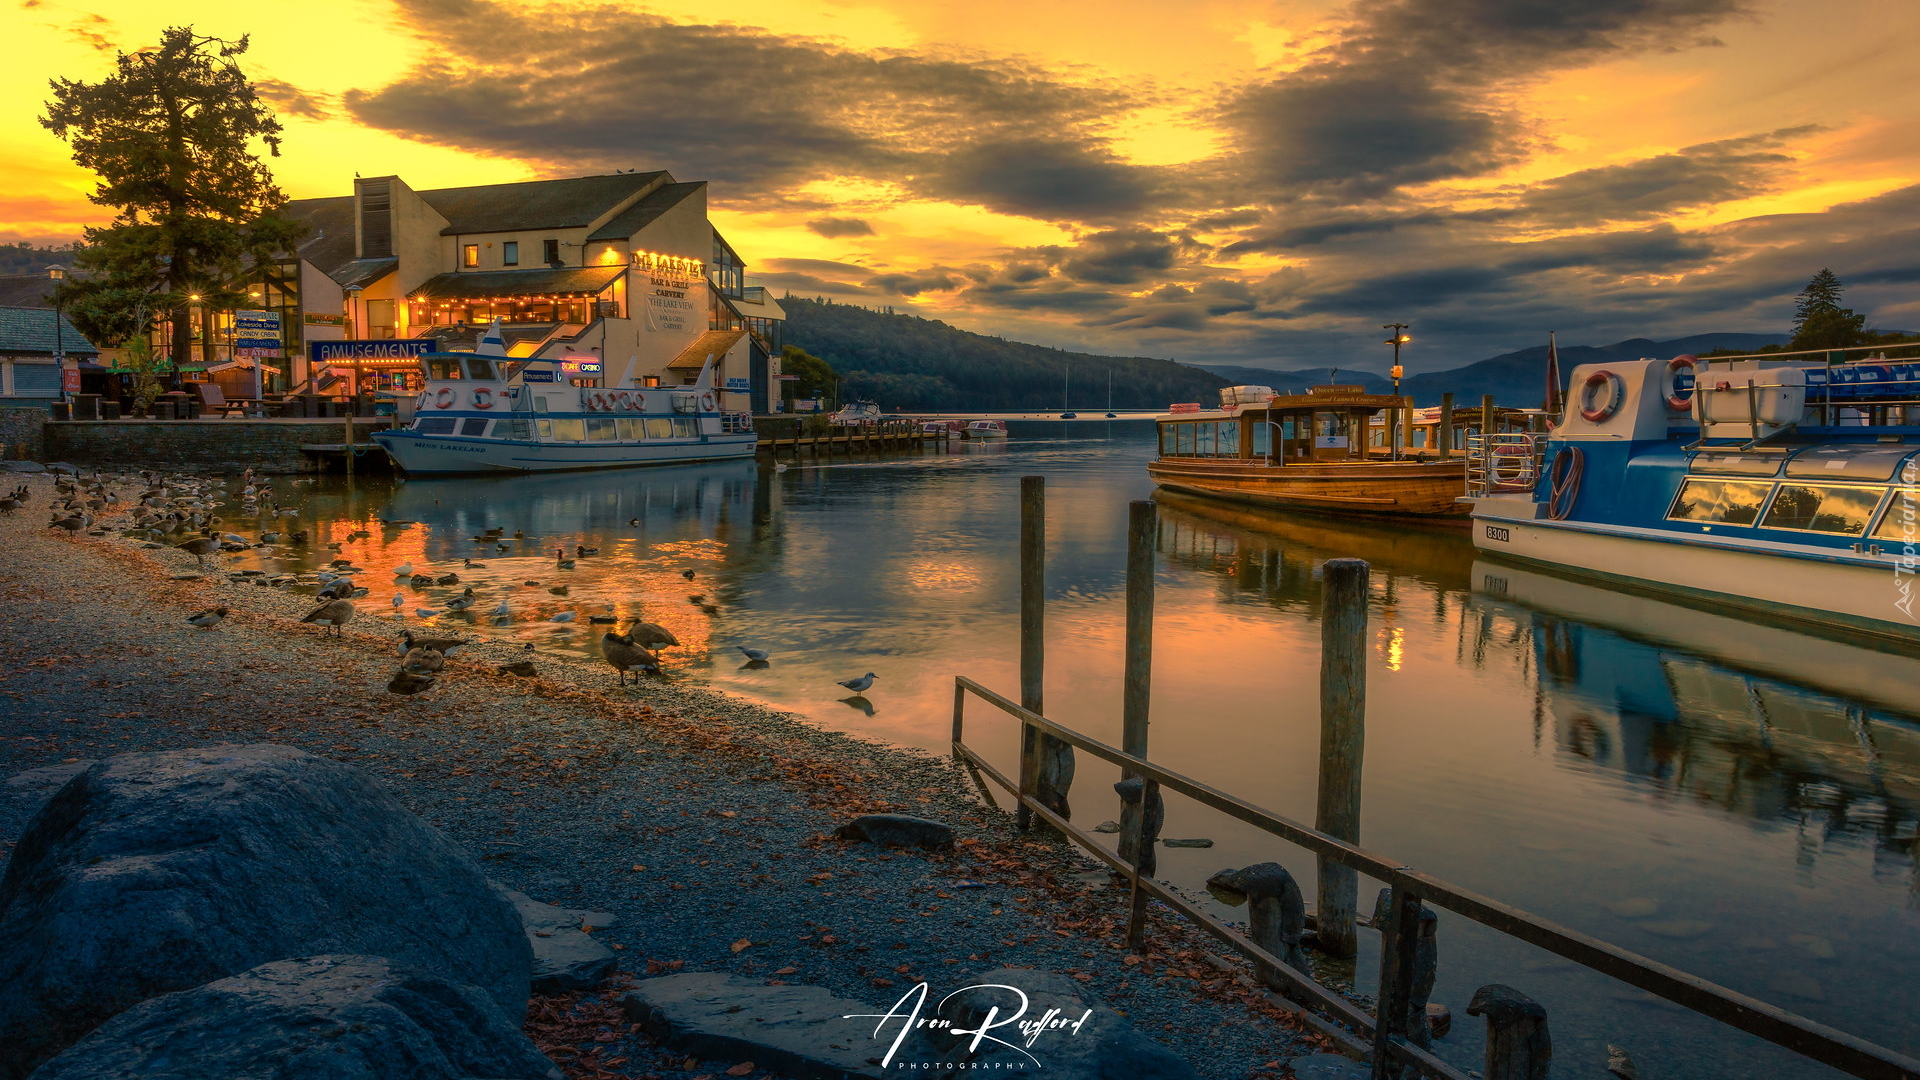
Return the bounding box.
[1218,0,1751,198]
[764,258,873,278]
[348,0,1145,221]
[1059,228,1187,284]
[864,270,961,296]
[1519,126,1818,223]
[807,217,876,238]
[254,78,337,121]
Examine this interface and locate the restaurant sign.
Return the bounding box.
[233,309,283,351]
[309,339,439,365]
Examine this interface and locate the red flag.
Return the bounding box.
[1544,331,1563,418]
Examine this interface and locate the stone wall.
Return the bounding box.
[43,418,389,474]
[0,404,49,462]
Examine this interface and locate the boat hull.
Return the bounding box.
[1470,498,1919,644]
[1148,457,1469,517]
[370,430,757,475]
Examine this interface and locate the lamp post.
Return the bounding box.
[1382,322,1410,460]
[47,265,68,403]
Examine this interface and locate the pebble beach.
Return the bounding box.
[0,469,1327,1080]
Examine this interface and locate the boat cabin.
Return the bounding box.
[1159,386,1423,463]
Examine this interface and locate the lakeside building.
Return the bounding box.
[283,171,785,412]
[0,302,98,400]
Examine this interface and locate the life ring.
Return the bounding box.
[590,390,609,411]
[1664,355,1697,412]
[617,390,635,410]
[1579,370,1624,423]
[699,391,717,413]
[471,387,494,409]
[434,387,455,409]
[1490,444,1533,490]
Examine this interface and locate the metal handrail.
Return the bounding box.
[952,674,1920,1080]
[1463,433,1546,497]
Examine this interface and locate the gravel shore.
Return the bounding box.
[0,471,1324,1080]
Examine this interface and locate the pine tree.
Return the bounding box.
[1789,269,1866,351]
[41,26,301,362]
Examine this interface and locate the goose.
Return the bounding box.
[630,620,680,650]
[601,630,659,685]
[400,646,446,676]
[496,660,538,678]
[554,549,576,570]
[681,568,696,580]
[318,577,355,600]
[301,598,356,636]
[176,534,222,567]
[400,630,471,655]
[576,544,599,556]
[50,516,87,533]
[736,645,770,662]
[393,562,414,576]
[386,670,437,696]
[185,606,230,630]
[836,672,878,694]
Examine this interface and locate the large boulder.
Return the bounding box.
[26,954,563,1080]
[894,968,1198,1079]
[0,745,532,1079]
[621,972,891,1080]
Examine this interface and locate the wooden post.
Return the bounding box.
[1403,396,1416,458]
[1017,475,1045,832]
[1481,394,1495,442]
[1220,863,1307,991]
[1438,392,1455,459]
[1123,500,1154,766]
[1371,885,1423,1080]
[1468,985,1551,1080]
[1316,558,1368,959]
[343,410,354,479]
[1373,888,1438,1048]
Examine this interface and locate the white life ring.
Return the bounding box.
[1490,444,1533,490]
[1664,355,1697,412]
[699,391,717,413]
[1579,370,1624,424]
[434,387,455,409]
[471,387,494,409]
[589,390,608,411]
[617,390,635,410]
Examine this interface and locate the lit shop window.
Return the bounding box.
[463,245,479,268]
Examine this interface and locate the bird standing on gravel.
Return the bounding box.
[630,619,680,650]
[837,672,878,694]
[175,534,221,568]
[301,598,356,636]
[601,629,659,686]
[385,670,436,696]
[185,606,230,630]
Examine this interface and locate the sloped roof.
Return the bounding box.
[668,329,745,370]
[586,182,705,241]
[287,194,357,278]
[332,258,398,289]
[0,275,58,309]
[0,307,99,355]
[420,173,667,235]
[409,265,626,301]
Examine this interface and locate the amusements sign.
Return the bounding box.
[308,339,439,365]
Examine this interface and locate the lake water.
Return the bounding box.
[229,420,1920,1078]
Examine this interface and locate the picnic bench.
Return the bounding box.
[193,382,265,418]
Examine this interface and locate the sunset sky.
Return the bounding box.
[5,0,1919,372]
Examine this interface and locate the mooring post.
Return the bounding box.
[1370,884,1423,1080]
[1439,392,1455,459]
[1221,863,1307,991]
[1373,888,1438,1048]
[1316,558,1368,959]
[1467,984,1551,1080]
[343,409,354,479]
[1017,475,1045,831]
[1115,774,1163,949]
[1120,498,1158,943]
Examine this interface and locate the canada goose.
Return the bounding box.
[601,630,659,685]
[681,568,696,580]
[497,660,538,677]
[736,645,770,662]
[0,498,19,515]
[386,670,437,696]
[400,646,446,676]
[301,598,356,636]
[317,577,355,600]
[555,549,576,569]
[176,534,221,566]
[400,630,471,655]
[629,620,680,650]
[50,516,86,533]
[836,672,878,694]
[186,606,230,630]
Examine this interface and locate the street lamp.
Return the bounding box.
[1383,322,1411,460]
[46,265,69,403]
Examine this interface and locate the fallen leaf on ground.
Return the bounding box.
[730,938,752,953]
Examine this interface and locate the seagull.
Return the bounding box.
[736,645,770,662]
[415,608,440,618]
[301,598,356,637]
[492,599,512,617]
[392,592,405,612]
[552,611,577,623]
[837,672,878,694]
[393,562,414,576]
[601,630,659,685]
[185,606,230,630]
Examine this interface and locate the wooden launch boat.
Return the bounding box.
[1147,385,1471,518]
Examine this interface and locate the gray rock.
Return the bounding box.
[894,968,1198,1079]
[620,972,889,1080]
[0,745,532,1079]
[0,461,47,474]
[502,890,618,994]
[1288,1054,1368,1080]
[1092,820,1122,834]
[46,463,81,475]
[832,813,954,851]
[27,955,562,1080]
[4,762,93,803]
[1161,838,1212,848]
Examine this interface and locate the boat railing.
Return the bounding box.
[720,412,755,434]
[1465,432,1547,496]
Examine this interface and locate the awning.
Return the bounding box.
[668,329,745,370]
[408,265,625,302]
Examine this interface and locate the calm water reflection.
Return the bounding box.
[231,421,1918,1078]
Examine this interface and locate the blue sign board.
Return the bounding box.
[309,339,439,365]
[233,309,283,350]
[522,369,554,382]
[725,377,751,391]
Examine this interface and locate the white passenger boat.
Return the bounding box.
[1464,349,1920,643]
[964,419,1008,440]
[371,322,755,475]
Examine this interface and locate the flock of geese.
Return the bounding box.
[28,466,882,702]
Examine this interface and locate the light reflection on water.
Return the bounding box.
[226,421,1918,1078]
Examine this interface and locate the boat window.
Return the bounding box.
[586,417,618,441]
[618,418,646,440]
[536,419,553,438]
[466,359,496,380]
[1174,423,1194,456]
[460,418,490,437]
[673,418,698,437]
[1689,451,1782,477]
[1872,488,1919,540]
[1668,479,1773,525]
[1253,419,1271,457]
[496,420,530,441]
[532,395,550,414]
[646,418,675,439]
[549,418,585,442]
[1315,411,1350,449]
[1785,445,1915,482]
[413,416,456,435]
[1216,420,1241,457]
[427,358,463,380]
[1760,483,1883,535]
[1195,422,1215,456]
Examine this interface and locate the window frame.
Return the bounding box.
[1666,477,1778,527]
[462,244,479,268]
[502,241,519,266]
[1759,482,1887,537]
[543,238,560,264]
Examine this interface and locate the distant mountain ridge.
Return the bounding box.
[1200,333,1787,406]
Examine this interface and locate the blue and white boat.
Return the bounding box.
[1465,348,1920,642]
[371,321,755,475]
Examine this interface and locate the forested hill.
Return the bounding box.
[781,297,1227,411]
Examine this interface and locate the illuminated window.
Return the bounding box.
[502,242,518,266]
[646,418,674,439]
[1760,484,1882,535]
[643,375,660,388]
[1668,479,1773,525]
[1874,488,1920,540]
[617,418,645,440]
[463,244,478,268]
[586,418,618,441]
[550,418,584,442]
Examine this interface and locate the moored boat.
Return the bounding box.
[964,419,1008,439]
[1464,348,1920,642]
[370,321,754,475]
[1147,385,1473,517]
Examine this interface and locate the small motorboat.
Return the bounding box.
[964,419,1009,440]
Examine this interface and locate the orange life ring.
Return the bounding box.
[1579,370,1624,423]
[699,391,717,413]
[617,390,635,410]
[471,387,494,409]
[589,390,608,411]
[1664,355,1697,412]
[434,387,455,409]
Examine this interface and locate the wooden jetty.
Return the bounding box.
[756,419,953,459]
